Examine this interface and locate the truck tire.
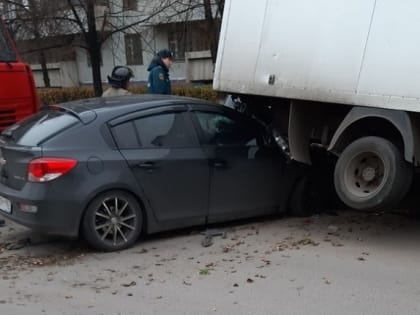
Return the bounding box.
[334,136,412,210]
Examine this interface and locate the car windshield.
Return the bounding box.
[1,109,79,146]
[0,22,17,62]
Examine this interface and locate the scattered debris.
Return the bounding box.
[322,277,331,285]
[222,244,236,253]
[201,229,227,247]
[0,249,85,272]
[273,237,319,252]
[201,235,213,248]
[121,281,136,287]
[327,225,339,233]
[0,238,30,251]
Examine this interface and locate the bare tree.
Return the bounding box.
[0,0,65,87]
[203,0,223,64]
[62,0,209,96]
[2,0,225,95]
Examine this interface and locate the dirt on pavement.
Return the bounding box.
[0,210,420,315]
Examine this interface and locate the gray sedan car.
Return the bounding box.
[0,95,307,251]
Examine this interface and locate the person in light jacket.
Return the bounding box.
[102,66,134,97]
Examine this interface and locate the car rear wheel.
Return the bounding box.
[82,190,143,251]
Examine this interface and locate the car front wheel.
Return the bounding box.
[82,190,143,251]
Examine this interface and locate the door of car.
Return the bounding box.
[189,105,286,222]
[110,105,209,226]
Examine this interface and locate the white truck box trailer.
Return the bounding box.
[214,0,420,211]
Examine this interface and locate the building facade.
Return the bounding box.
[1,0,219,87]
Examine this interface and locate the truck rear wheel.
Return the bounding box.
[334,136,412,210]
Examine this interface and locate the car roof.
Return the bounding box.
[53,94,215,116]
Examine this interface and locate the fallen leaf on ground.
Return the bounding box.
[121,281,136,287]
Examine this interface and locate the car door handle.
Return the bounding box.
[138,161,157,170]
[209,159,227,168]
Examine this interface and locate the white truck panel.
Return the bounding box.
[213,0,266,85]
[255,0,374,92]
[358,0,420,98]
[214,0,420,112]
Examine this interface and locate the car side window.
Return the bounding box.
[112,121,139,149]
[195,111,261,146]
[112,112,198,149]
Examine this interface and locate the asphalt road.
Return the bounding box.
[0,210,419,315]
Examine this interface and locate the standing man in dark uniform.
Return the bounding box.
[147,49,173,94]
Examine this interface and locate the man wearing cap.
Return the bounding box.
[102,66,134,97]
[147,49,173,95]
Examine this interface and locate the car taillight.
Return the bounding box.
[28,158,78,182]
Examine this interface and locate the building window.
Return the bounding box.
[123,0,137,11]
[125,34,143,65]
[167,21,214,60]
[168,29,186,60]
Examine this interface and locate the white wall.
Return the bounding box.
[32,61,79,87]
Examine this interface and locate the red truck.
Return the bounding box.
[0,18,38,130]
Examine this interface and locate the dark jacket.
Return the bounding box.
[147,57,171,95]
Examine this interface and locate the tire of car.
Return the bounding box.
[334,136,412,210]
[82,190,143,251]
[288,176,316,217]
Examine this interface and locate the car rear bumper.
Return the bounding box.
[0,183,83,237]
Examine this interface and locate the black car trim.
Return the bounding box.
[49,105,83,122]
[108,105,188,127]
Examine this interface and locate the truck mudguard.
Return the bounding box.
[328,107,414,163]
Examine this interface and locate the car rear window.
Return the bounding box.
[1,110,79,146]
[0,23,17,62]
